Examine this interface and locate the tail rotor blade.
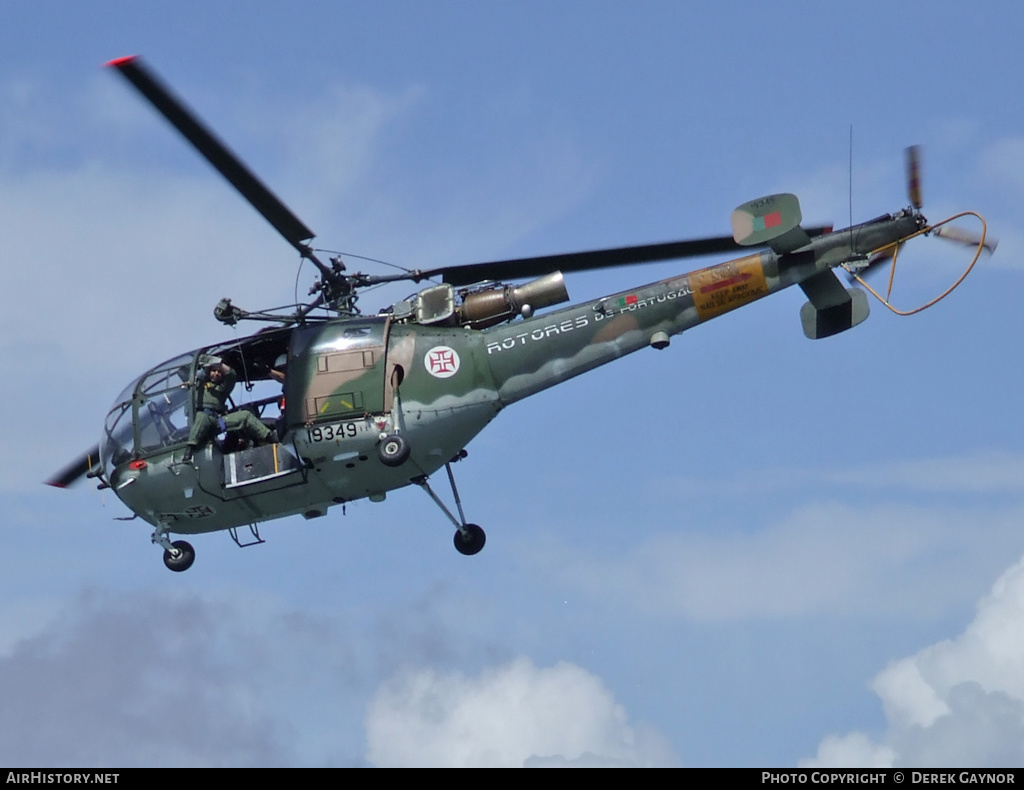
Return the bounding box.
[905,145,923,210]
[934,225,998,255]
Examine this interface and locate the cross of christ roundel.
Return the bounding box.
[424,346,461,379]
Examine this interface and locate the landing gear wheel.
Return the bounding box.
[162,540,195,572]
[378,434,410,467]
[453,524,486,556]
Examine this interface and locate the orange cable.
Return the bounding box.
[846,211,989,316]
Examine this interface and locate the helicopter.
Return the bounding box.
[48,56,993,572]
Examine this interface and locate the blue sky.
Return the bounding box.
[3,0,1024,767]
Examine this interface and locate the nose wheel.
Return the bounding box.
[162,540,195,572]
[153,525,196,572]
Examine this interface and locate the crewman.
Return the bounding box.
[181,356,276,464]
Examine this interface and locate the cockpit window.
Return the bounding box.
[100,329,292,477]
[100,352,193,476]
[137,384,191,456]
[101,401,132,473]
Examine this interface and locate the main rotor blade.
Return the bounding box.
[429,227,832,286]
[106,56,316,254]
[46,445,101,488]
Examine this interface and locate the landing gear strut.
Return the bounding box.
[414,450,486,556]
[153,525,196,572]
[377,382,411,467]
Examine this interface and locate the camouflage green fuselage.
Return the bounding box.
[109,211,917,535]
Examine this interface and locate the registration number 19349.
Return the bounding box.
[305,421,368,443]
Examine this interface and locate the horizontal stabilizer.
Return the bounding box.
[731,193,812,253]
[798,270,870,339]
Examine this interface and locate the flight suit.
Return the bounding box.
[186,366,273,450]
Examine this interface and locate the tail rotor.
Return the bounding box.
[850,145,995,284]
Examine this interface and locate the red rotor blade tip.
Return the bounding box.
[105,55,139,69]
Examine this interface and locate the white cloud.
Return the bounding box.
[643,452,1024,501]
[802,554,1024,767]
[521,452,1024,624]
[542,498,1024,621]
[270,83,426,201]
[365,657,676,767]
[785,158,893,230]
[968,136,1024,271]
[807,733,895,769]
[5,583,677,768]
[831,451,1024,494]
[978,137,1024,196]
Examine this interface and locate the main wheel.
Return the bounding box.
[163,540,196,572]
[453,524,486,556]
[378,434,410,467]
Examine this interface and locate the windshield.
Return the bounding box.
[99,328,293,478]
[100,352,194,477]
